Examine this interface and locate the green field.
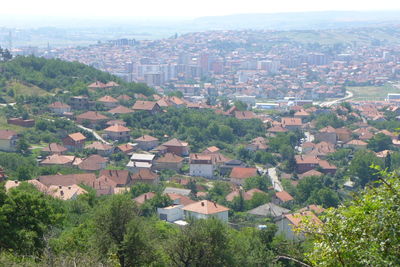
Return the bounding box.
[347,84,400,101]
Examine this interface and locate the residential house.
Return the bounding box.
[78,155,108,172]
[272,191,294,205]
[318,160,337,175]
[134,192,156,205]
[135,135,159,150]
[70,96,89,110]
[220,159,245,176]
[63,132,86,151]
[85,141,114,156]
[108,105,134,115]
[189,153,215,178]
[234,111,257,120]
[94,175,117,196]
[157,205,185,222]
[117,94,132,102]
[166,193,196,206]
[37,173,96,187]
[308,141,336,158]
[117,143,136,155]
[40,154,82,166]
[47,185,87,200]
[162,138,190,156]
[202,146,220,154]
[316,126,337,144]
[76,111,109,126]
[267,125,288,136]
[335,127,352,143]
[229,167,258,185]
[182,200,230,222]
[281,117,303,131]
[99,169,132,187]
[298,169,323,179]
[106,119,127,126]
[275,211,322,240]
[97,95,118,108]
[0,130,18,152]
[246,137,269,151]
[163,187,191,196]
[226,188,266,202]
[41,143,67,155]
[7,118,35,127]
[131,169,160,185]
[48,102,71,115]
[104,124,130,142]
[132,101,161,114]
[344,139,368,150]
[127,153,155,173]
[294,109,310,121]
[88,81,106,90]
[295,155,319,174]
[155,153,184,171]
[247,202,290,218]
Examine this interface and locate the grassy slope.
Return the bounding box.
[347,84,400,101]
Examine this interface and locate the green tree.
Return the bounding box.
[0,183,63,255]
[121,217,156,266]
[16,137,30,155]
[167,218,233,267]
[92,194,139,266]
[349,150,383,187]
[367,133,392,152]
[304,168,400,266]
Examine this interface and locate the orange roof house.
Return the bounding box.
[76,111,109,125]
[230,167,258,185]
[62,132,86,151]
[182,200,230,222]
[132,101,161,114]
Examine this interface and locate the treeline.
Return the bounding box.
[122,108,266,152]
[0,184,304,267]
[0,56,155,97]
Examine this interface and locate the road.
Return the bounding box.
[267,167,283,192]
[43,117,110,145]
[76,124,111,145]
[319,90,354,107]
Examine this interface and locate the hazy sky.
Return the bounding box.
[2,0,400,18]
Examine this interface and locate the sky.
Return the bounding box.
[2,0,400,18]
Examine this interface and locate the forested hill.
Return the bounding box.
[0,56,153,96]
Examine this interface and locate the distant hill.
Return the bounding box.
[190,10,400,30]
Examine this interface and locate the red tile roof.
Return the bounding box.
[230,167,258,179]
[104,124,130,133]
[108,105,134,114]
[0,129,17,140]
[182,200,229,214]
[275,191,294,202]
[98,95,118,103]
[68,132,86,142]
[135,135,159,142]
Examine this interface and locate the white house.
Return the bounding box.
[48,102,71,115]
[127,153,155,173]
[275,211,322,240]
[182,200,229,222]
[189,153,215,178]
[0,130,18,152]
[157,205,184,222]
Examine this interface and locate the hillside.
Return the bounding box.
[0,56,154,101]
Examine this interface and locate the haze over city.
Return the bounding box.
[1,0,400,266]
